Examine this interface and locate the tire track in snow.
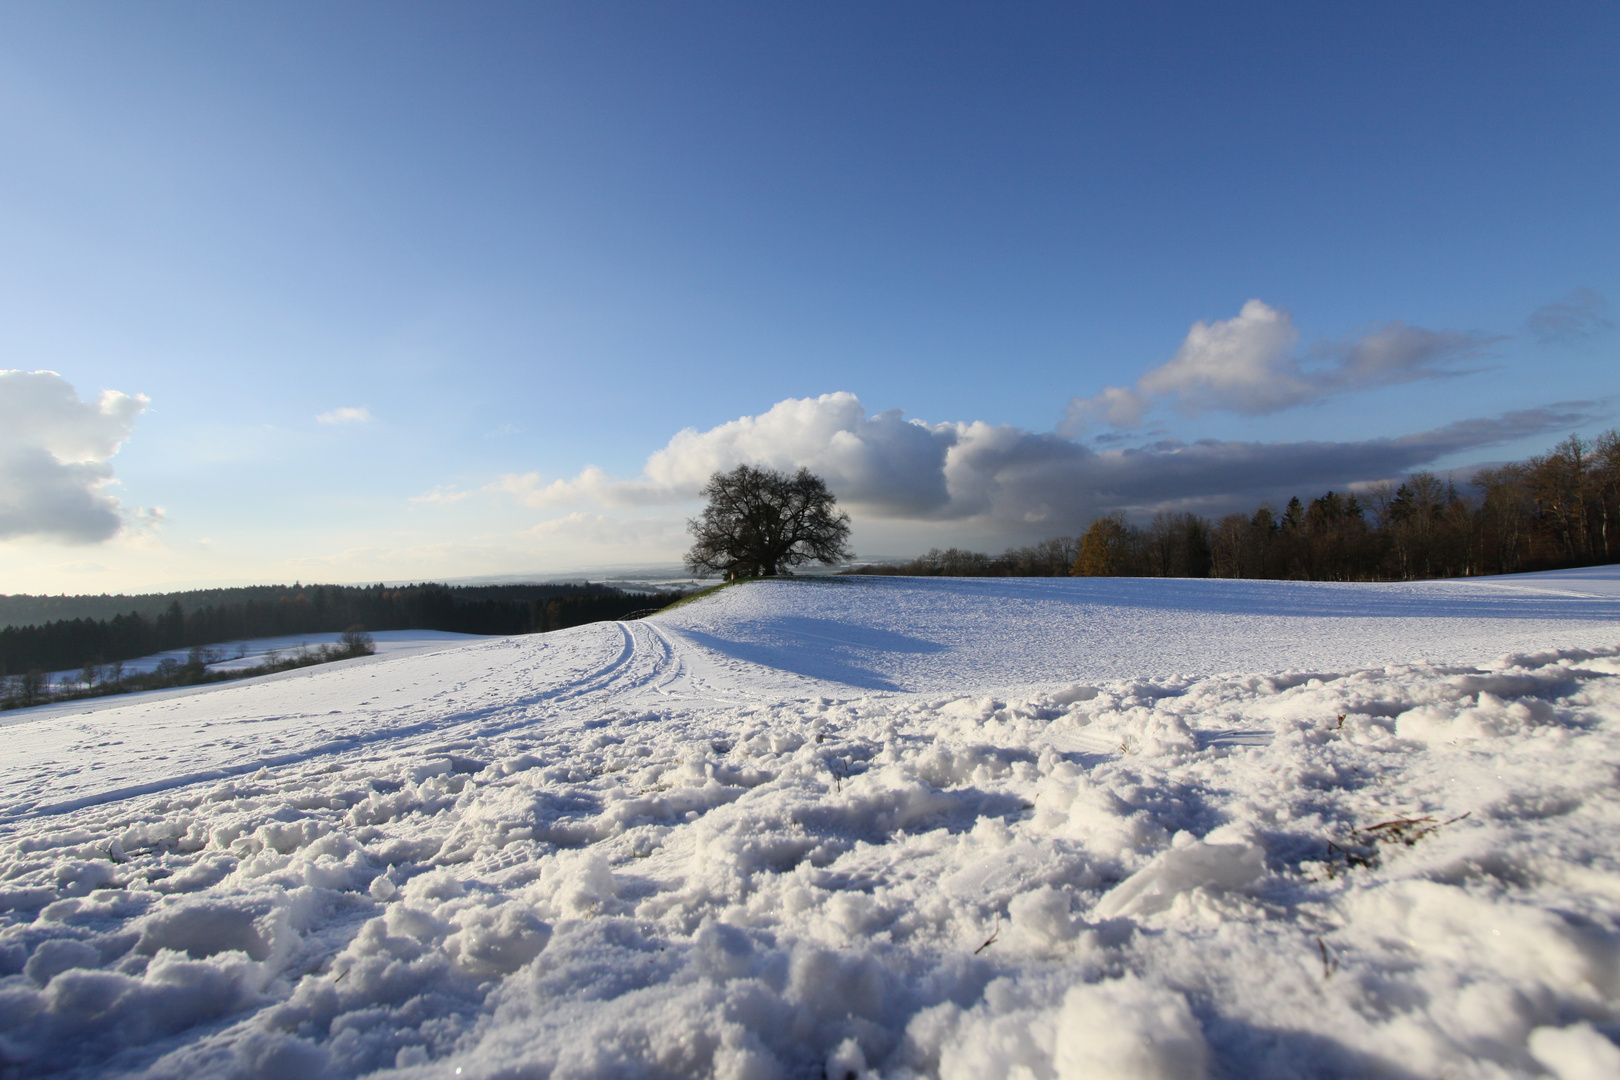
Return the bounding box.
[0,624,662,823]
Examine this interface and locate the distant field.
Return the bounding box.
[47,628,484,684]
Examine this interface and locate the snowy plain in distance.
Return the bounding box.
[45,629,485,686]
[1,567,1618,1079]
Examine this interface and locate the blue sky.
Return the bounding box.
[1,2,1616,591]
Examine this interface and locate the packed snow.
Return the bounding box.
[2,568,1619,1079]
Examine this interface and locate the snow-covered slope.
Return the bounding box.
[658,568,1620,691]
[2,569,1618,1079]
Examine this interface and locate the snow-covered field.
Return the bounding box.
[2,568,1619,1079]
[47,629,484,685]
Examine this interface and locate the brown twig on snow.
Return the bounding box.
[1355,816,1442,846]
[1317,937,1337,979]
[973,915,1001,955]
[1324,809,1473,877]
[1324,839,1376,876]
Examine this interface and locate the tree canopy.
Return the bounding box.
[685,465,853,579]
[1073,514,1131,576]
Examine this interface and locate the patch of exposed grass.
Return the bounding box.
[647,581,734,615]
[1314,811,1472,879]
[648,573,852,617]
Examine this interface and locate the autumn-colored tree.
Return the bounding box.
[1072,515,1131,576]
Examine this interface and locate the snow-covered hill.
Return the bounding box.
[2,569,1619,1079]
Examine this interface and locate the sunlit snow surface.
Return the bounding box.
[2,569,1619,1079]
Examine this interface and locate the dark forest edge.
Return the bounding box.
[0,582,687,691]
[845,430,1620,582]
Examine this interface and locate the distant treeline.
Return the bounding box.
[847,430,1620,582]
[0,581,655,630]
[846,538,1082,579]
[0,582,683,676]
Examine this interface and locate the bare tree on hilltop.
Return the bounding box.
[685,465,853,579]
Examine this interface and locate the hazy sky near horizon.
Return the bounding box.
[1,2,1616,592]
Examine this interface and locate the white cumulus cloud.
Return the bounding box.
[0,370,148,544]
[317,406,373,424]
[1062,300,1492,434]
[525,512,689,551]
[409,485,471,505]
[492,395,958,515]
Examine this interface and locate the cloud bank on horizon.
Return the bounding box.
[499,392,1594,534]
[495,299,1600,538]
[0,370,147,544]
